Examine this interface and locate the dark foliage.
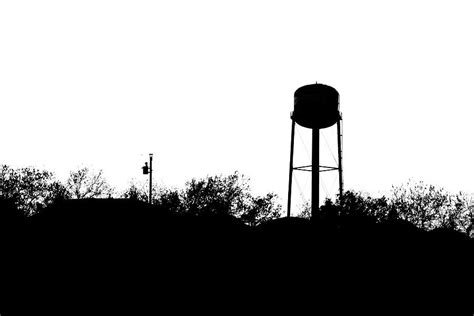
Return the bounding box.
[181,172,282,226]
[122,171,282,226]
[0,196,472,314]
[1,166,473,314]
[0,165,67,215]
[66,166,114,199]
[301,184,473,236]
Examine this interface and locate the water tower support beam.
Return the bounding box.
[337,113,343,200]
[312,128,319,220]
[287,118,296,217]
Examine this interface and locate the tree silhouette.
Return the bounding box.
[389,180,473,232]
[122,181,184,213]
[181,172,281,225]
[338,191,391,222]
[155,187,184,213]
[297,191,390,222]
[66,167,114,199]
[120,172,281,225]
[391,180,441,230]
[440,191,473,232]
[122,181,150,202]
[0,165,66,215]
[239,192,282,227]
[305,182,473,235]
[182,172,248,217]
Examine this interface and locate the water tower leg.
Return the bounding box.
[287,119,296,218]
[312,128,319,220]
[337,115,343,200]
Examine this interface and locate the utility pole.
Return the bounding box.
[149,153,153,204]
[142,153,153,204]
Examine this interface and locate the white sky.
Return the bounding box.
[2,1,474,212]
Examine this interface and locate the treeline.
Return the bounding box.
[0,165,282,226]
[1,165,473,314]
[1,164,474,235]
[0,165,113,214]
[300,180,474,236]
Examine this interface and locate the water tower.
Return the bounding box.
[287,83,343,219]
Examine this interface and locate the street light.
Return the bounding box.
[142,162,149,175]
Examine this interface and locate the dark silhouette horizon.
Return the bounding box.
[1,195,472,314]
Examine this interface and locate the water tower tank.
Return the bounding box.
[293,83,339,129]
